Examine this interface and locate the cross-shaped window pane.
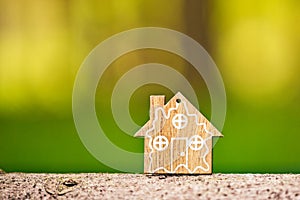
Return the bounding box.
[172,114,188,129]
[189,135,203,150]
[153,136,169,151]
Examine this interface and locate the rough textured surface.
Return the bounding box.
[0,173,299,199]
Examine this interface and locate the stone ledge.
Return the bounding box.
[0,173,299,199]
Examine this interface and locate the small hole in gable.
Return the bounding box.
[176,99,181,103]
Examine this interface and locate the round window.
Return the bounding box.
[189,135,203,151]
[153,136,169,151]
[172,114,188,129]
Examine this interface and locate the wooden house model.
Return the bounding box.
[134,92,223,174]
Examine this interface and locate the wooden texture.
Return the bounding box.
[134,92,223,174]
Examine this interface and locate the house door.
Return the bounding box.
[171,137,188,172]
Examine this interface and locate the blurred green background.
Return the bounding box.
[0,0,299,173]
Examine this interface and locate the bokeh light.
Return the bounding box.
[0,0,299,173]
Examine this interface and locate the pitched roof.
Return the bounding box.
[134,92,223,138]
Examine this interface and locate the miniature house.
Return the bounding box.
[134,92,223,174]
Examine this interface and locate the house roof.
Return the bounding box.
[134,92,223,138]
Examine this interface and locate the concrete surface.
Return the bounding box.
[0,173,299,199]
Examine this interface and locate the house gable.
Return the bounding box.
[134,92,223,138]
